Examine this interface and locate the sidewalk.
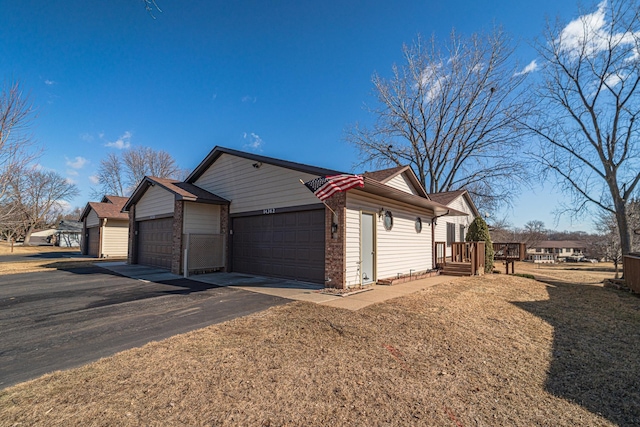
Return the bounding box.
[98,262,457,311]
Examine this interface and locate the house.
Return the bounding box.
[526,240,587,263]
[79,195,129,258]
[52,220,82,247]
[123,147,470,288]
[29,228,58,245]
[427,189,480,258]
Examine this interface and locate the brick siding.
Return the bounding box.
[171,200,184,275]
[324,192,347,288]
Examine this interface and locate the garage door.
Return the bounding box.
[87,227,99,257]
[137,218,173,269]
[232,209,325,284]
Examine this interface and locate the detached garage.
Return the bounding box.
[123,176,229,273]
[79,195,129,258]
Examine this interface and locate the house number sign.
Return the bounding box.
[263,208,276,215]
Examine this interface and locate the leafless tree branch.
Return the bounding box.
[525,0,640,256]
[346,28,534,213]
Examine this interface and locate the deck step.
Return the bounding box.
[441,262,473,276]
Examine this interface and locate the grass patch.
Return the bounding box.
[1,272,638,426]
[513,273,536,279]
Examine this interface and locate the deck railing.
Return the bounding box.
[436,241,485,275]
[493,242,526,261]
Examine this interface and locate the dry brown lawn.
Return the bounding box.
[0,242,104,274]
[1,263,639,426]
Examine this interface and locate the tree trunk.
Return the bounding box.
[23,224,35,246]
[615,198,632,256]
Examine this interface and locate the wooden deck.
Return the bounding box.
[435,241,485,276]
[493,242,527,274]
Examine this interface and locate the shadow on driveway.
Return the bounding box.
[0,265,287,389]
[514,279,640,425]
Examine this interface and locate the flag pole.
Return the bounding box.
[299,179,336,216]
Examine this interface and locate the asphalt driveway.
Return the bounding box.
[0,266,287,389]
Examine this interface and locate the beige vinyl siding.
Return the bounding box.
[183,202,220,234]
[194,153,321,214]
[135,185,175,219]
[85,209,100,227]
[385,174,419,195]
[345,191,433,287]
[101,221,129,257]
[434,195,474,257]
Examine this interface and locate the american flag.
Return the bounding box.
[303,174,364,201]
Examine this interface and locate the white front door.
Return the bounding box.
[361,212,375,284]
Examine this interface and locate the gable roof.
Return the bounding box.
[186,146,343,183]
[82,202,129,221]
[57,220,83,232]
[427,190,480,217]
[101,195,129,205]
[123,176,229,212]
[80,195,129,222]
[362,165,407,182]
[362,165,428,198]
[360,177,466,217]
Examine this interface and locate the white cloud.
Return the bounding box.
[65,156,88,169]
[604,72,625,88]
[44,79,56,86]
[105,131,132,149]
[416,63,448,102]
[65,178,77,185]
[515,60,539,76]
[56,200,72,211]
[242,95,257,103]
[89,175,100,184]
[243,132,264,151]
[558,1,639,59]
[80,133,94,142]
[66,169,79,176]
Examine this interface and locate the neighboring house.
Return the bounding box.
[427,190,481,257]
[79,195,129,258]
[526,240,587,263]
[123,146,469,288]
[30,228,57,245]
[52,220,82,248]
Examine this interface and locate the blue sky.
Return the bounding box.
[1,0,590,231]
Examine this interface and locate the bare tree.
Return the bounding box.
[96,153,126,197]
[94,146,180,197]
[347,29,533,213]
[526,0,640,257]
[595,214,623,278]
[142,0,162,17]
[521,220,547,248]
[7,169,79,245]
[0,81,37,217]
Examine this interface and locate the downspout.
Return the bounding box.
[432,210,449,268]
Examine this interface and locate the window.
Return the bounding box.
[446,222,456,246]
